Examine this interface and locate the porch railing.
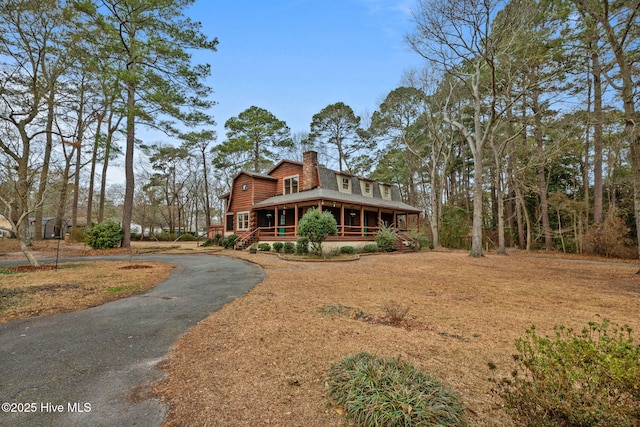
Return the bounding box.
[234,227,260,250]
[256,225,386,238]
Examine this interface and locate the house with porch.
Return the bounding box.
[217,151,422,251]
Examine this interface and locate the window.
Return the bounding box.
[380,184,391,200]
[360,180,373,197]
[283,176,299,195]
[237,212,250,230]
[337,175,352,193]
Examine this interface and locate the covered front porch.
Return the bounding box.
[252,199,420,239]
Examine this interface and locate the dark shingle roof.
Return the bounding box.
[253,166,420,212]
[238,170,277,180]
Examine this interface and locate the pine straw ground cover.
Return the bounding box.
[156,250,640,427]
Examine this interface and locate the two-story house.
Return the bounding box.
[217,151,422,251]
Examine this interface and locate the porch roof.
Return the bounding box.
[252,188,421,213]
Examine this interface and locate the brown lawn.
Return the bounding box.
[2,239,639,426]
[0,260,174,323]
[156,250,640,427]
[0,239,202,323]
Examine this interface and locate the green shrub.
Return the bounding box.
[155,232,177,241]
[296,237,309,255]
[84,221,123,250]
[409,231,430,250]
[298,208,338,255]
[283,241,295,254]
[328,352,467,427]
[221,234,238,249]
[177,232,196,241]
[440,206,471,249]
[257,243,271,251]
[340,245,354,254]
[272,242,284,253]
[363,243,378,253]
[375,223,397,252]
[492,318,640,426]
[201,237,221,247]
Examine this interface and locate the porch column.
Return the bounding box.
[294,204,299,236]
[377,208,381,229]
[360,206,365,237]
[274,208,278,237]
[318,200,322,212]
[340,203,345,237]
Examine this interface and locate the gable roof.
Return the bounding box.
[266,159,303,175]
[235,170,277,181]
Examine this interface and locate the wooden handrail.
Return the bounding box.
[234,227,260,249]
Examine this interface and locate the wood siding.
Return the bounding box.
[253,178,278,204]
[227,173,278,233]
[269,162,304,194]
[228,174,254,215]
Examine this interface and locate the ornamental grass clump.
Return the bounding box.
[375,223,397,252]
[328,352,467,427]
[492,318,640,426]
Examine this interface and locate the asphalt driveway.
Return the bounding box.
[0,254,264,426]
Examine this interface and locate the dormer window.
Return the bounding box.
[360,180,373,197]
[283,175,299,195]
[337,174,352,193]
[380,184,392,200]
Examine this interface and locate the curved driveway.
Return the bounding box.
[0,254,264,426]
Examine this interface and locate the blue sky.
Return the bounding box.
[188,0,425,140]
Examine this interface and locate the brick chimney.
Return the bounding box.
[302,150,319,190]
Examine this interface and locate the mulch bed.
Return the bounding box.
[119,265,153,270]
[3,265,58,272]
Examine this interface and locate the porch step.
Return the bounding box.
[234,228,260,250]
[394,233,418,252]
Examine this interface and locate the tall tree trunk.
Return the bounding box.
[55,160,72,238]
[121,79,136,248]
[583,56,592,227]
[71,77,86,231]
[493,149,506,255]
[98,111,120,223]
[201,146,211,228]
[16,135,39,266]
[591,44,604,224]
[470,151,484,257]
[429,166,441,248]
[532,90,553,251]
[87,113,105,226]
[19,236,39,267]
[34,89,56,240]
[514,184,526,249]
